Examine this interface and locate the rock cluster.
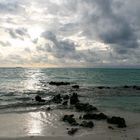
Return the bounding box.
[83,113,107,120]
[68,128,78,135]
[35,95,45,102]
[70,93,79,105]
[75,103,97,112]
[80,121,94,128]
[34,82,127,136]
[49,81,70,86]
[62,115,79,126]
[107,116,126,128]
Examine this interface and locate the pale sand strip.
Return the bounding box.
[0,109,139,140]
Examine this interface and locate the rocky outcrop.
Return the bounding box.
[62,115,79,126]
[68,128,78,135]
[49,81,70,86]
[72,85,79,89]
[75,102,98,112]
[35,95,45,102]
[83,113,107,120]
[107,116,126,128]
[80,121,94,128]
[70,93,79,105]
[52,94,62,104]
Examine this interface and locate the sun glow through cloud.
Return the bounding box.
[28,26,44,40]
[0,0,139,67]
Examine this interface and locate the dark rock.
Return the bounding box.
[133,85,137,89]
[97,86,104,89]
[133,85,140,90]
[62,115,79,126]
[72,85,79,89]
[35,95,45,102]
[123,85,129,88]
[46,107,51,111]
[62,95,69,100]
[68,128,78,135]
[136,87,140,90]
[62,101,68,106]
[75,102,97,112]
[80,121,94,128]
[108,126,114,130]
[70,93,79,105]
[49,81,70,86]
[83,113,107,120]
[107,116,126,128]
[52,94,62,104]
[79,116,82,119]
[97,86,111,89]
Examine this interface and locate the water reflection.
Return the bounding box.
[23,69,44,91]
[26,112,44,135]
[25,111,59,136]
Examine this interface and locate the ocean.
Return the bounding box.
[0,68,140,113]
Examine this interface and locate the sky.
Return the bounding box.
[0,0,140,67]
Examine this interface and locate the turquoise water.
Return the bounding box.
[0,68,140,113]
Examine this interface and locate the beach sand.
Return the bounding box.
[0,109,139,140]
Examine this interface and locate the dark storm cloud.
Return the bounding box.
[80,0,138,54]
[40,31,109,66]
[41,31,76,58]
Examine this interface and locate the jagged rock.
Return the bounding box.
[97,86,110,89]
[123,85,129,88]
[108,126,114,130]
[70,93,79,105]
[133,85,140,90]
[49,81,70,86]
[97,86,105,89]
[83,113,107,120]
[62,95,69,100]
[62,115,79,126]
[79,116,82,119]
[72,85,79,89]
[107,116,126,128]
[46,107,51,111]
[52,94,62,104]
[75,102,97,112]
[68,128,78,135]
[80,121,94,128]
[35,95,45,102]
[62,101,68,106]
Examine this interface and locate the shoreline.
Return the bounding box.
[0,108,139,140]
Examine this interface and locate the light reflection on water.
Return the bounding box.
[24,70,40,91]
[0,111,65,137]
[26,112,44,135]
[25,111,60,136]
[22,69,45,91]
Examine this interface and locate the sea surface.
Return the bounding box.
[0,68,140,113]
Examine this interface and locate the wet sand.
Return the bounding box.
[0,109,139,140]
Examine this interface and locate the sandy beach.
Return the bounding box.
[0,108,139,140]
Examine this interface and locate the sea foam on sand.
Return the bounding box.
[0,108,139,140]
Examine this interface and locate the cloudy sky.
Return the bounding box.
[0,0,140,67]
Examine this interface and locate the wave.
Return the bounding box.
[0,84,139,114]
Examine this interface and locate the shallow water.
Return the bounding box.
[0,68,140,113]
